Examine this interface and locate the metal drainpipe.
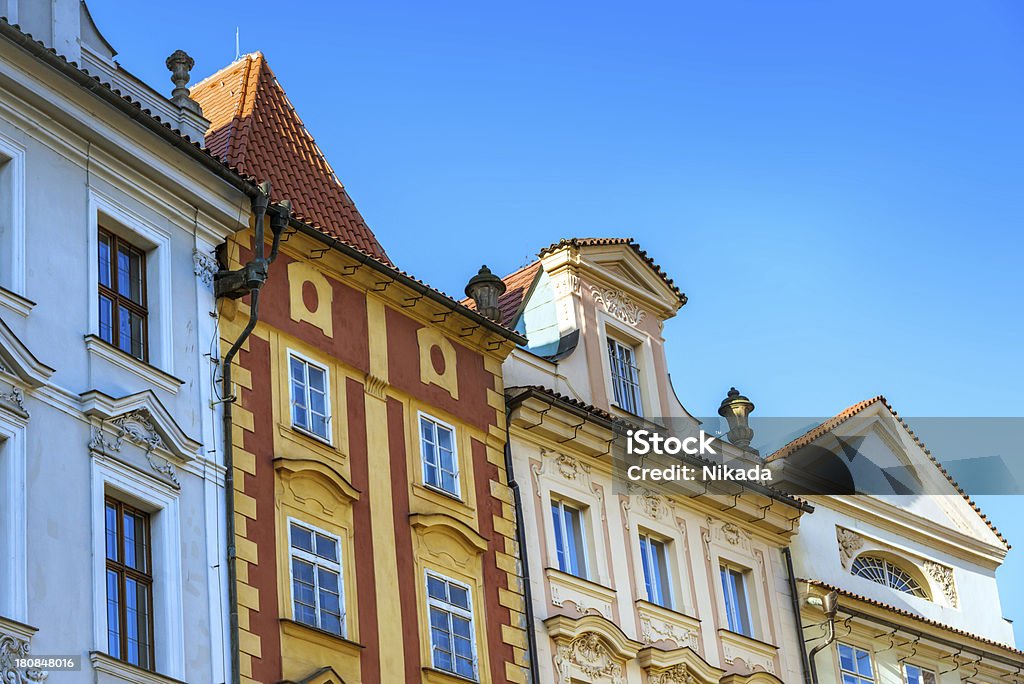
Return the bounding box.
[504,405,540,684]
[783,547,812,684]
[807,591,839,684]
[221,188,289,684]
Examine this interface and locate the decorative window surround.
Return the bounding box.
[635,600,701,650]
[0,133,26,298]
[87,191,174,374]
[0,287,34,319]
[717,627,779,676]
[0,416,28,623]
[90,453,185,681]
[85,336,185,395]
[89,651,187,684]
[545,567,616,620]
[0,616,45,683]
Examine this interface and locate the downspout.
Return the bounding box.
[806,589,839,684]
[504,404,540,684]
[217,185,289,684]
[783,547,812,684]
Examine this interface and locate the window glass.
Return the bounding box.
[420,415,459,496]
[289,355,331,441]
[850,555,928,598]
[607,338,643,416]
[289,521,344,636]
[720,565,752,637]
[639,533,671,609]
[98,229,148,361]
[552,500,587,578]
[427,573,477,680]
[105,498,154,670]
[837,643,875,684]
[904,664,936,684]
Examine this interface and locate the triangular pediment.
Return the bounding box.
[0,317,55,388]
[80,389,201,461]
[581,243,682,315]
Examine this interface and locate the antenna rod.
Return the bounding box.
[234,27,239,61]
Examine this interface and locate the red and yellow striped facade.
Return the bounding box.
[220,229,529,684]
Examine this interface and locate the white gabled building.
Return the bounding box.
[0,2,261,681]
[768,397,1022,683]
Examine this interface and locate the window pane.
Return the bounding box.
[448,583,469,610]
[427,575,447,601]
[123,511,137,568]
[838,644,855,672]
[99,233,112,287]
[318,567,340,594]
[319,587,341,614]
[290,523,313,552]
[127,310,145,360]
[125,577,140,665]
[292,558,315,587]
[128,248,144,305]
[136,583,152,670]
[567,506,586,578]
[552,502,566,572]
[314,533,338,562]
[290,357,306,384]
[440,470,457,495]
[105,503,118,561]
[320,612,342,635]
[731,569,751,636]
[99,295,114,344]
[308,365,326,392]
[437,425,454,452]
[106,569,120,658]
[116,246,132,298]
[856,648,873,676]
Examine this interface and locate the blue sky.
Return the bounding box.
[87,1,1024,642]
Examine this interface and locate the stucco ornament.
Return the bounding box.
[0,386,26,415]
[90,412,180,487]
[0,632,48,682]
[192,248,219,286]
[591,285,646,326]
[648,663,698,684]
[639,616,698,650]
[923,560,958,607]
[836,527,865,567]
[556,453,581,480]
[556,632,622,683]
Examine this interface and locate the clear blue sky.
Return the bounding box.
[88,1,1024,642]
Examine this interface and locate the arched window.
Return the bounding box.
[850,555,928,598]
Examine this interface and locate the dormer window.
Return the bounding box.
[850,555,928,599]
[607,338,642,416]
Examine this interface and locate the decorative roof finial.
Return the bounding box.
[465,265,507,323]
[165,50,202,115]
[718,387,755,449]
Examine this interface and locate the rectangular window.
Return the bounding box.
[607,338,642,416]
[639,532,672,609]
[426,572,477,681]
[551,499,588,579]
[104,498,154,670]
[720,564,753,637]
[289,354,331,441]
[98,229,148,361]
[838,643,875,684]
[289,520,344,636]
[420,414,459,497]
[903,664,936,684]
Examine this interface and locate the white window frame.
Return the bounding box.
[287,350,333,444]
[418,411,461,499]
[607,336,644,416]
[0,132,26,298]
[638,530,673,609]
[90,453,184,680]
[425,570,478,681]
[0,414,27,622]
[720,562,754,637]
[286,517,345,637]
[903,663,936,684]
[837,642,876,684]
[551,497,589,580]
[87,191,173,372]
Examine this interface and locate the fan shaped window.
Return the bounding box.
[850,555,927,598]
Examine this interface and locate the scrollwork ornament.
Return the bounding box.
[0,633,48,682]
[192,248,219,286]
[0,387,27,415]
[836,527,864,567]
[591,286,647,326]
[923,560,958,607]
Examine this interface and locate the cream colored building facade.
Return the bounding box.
[497,239,813,684]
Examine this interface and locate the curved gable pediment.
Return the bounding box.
[0,318,54,389]
[80,389,200,461]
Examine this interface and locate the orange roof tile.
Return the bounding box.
[767,396,1010,549]
[191,53,388,262]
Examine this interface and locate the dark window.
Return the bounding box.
[99,229,147,361]
[105,497,154,670]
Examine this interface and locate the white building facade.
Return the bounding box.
[0,2,257,681]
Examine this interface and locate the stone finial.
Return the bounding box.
[465,265,507,323]
[718,387,755,449]
[165,50,202,114]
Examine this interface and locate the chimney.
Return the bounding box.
[718,387,755,449]
[465,265,506,323]
[165,50,207,144]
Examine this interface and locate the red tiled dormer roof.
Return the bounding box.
[190,53,389,262]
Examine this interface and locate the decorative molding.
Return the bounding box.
[84,336,184,395]
[836,527,865,568]
[639,616,699,650]
[705,516,752,555]
[0,386,27,416]
[556,632,623,683]
[363,372,388,401]
[923,560,958,608]
[191,248,218,286]
[0,620,47,683]
[648,664,698,684]
[718,629,778,675]
[88,411,180,487]
[591,285,646,326]
[547,568,615,619]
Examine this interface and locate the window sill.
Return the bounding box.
[89,651,186,684]
[279,618,363,653]
[716,628,779,674]
[290,423,335,448]
[423,481,464,503]
[84,335,183,395]
[422,666,479,683]
[0,286,34,318]
[545,567,617,619]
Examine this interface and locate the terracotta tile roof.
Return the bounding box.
[767,397,1010,549]
[191,53,389,262]
[462,261,542,328]
[803,579,1024,658]
[538,237,687,307]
